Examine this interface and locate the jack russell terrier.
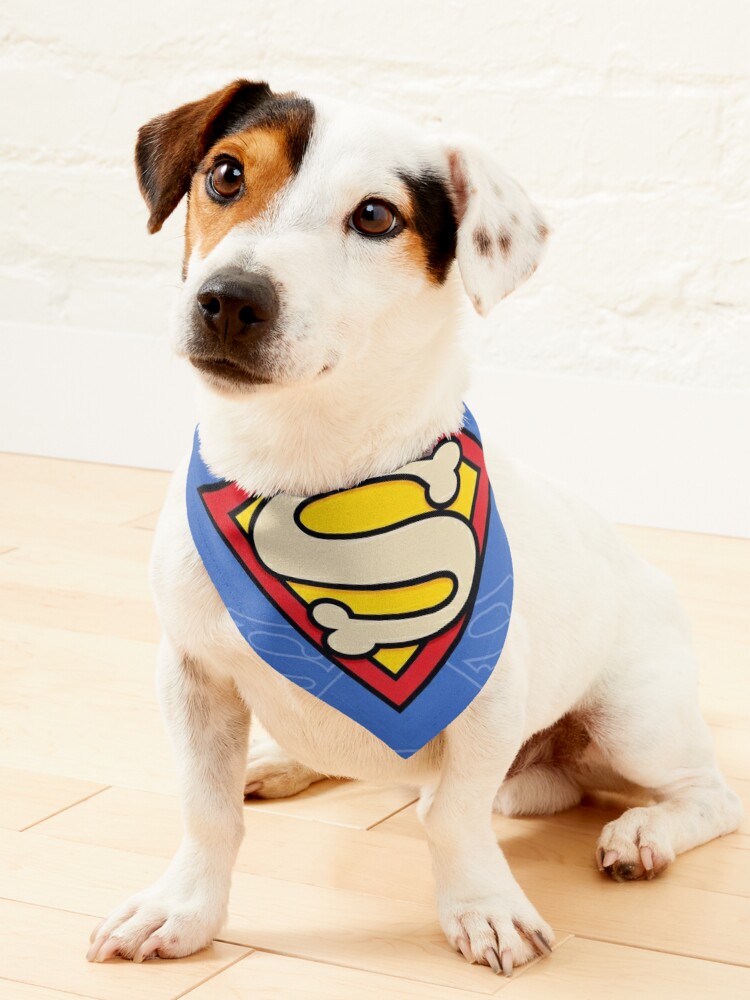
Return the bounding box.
[87,80,741,976]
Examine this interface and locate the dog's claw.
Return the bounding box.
[457,937,474,963]
[85,935,105,962]
[244,781,263,796]
[89,920,104,944]
[530,930,552,956]
[640,845,655,878]
[596,846,605,871]
[601,849,619,869]
[484,947,502,974]
[500,948,514,977]
[134,933,162,963]
[90,937,121,963]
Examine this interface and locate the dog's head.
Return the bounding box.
[136,80,548,394]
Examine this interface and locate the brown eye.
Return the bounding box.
[350,199,401,237]
[207,158,244,201]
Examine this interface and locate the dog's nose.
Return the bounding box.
[195,269,279,347]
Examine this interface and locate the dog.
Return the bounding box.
[87,80,742,974]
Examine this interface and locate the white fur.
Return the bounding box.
[89,92,742,973]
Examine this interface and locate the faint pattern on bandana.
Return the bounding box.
[446,575,512,689]
[228,605,343,698]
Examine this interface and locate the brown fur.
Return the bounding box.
[135,80,314,252]
[397,228,431,274]
[398,170,458,284]
[498,230,513,257]
[135,80,273,235]
[447,150,470,221]
[506,712,591,780]
[186,128,294,260]
[473,228,493,256]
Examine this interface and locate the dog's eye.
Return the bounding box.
[207,158,244,201]
[350,199,401,237]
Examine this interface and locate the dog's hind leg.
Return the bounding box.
[87,639,250,962]
[495,765,582,816]
[493,712,589,816]
[590,645,742,881]
[245,735,326,799]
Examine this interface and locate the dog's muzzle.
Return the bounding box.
[188,268,281,385]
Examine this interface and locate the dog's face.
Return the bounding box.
[136,80,548,395]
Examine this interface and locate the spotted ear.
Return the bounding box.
[445,136,549,316]
[135,79,272,234]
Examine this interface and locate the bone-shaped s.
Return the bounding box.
[251,440,476,656]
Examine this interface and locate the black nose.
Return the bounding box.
[195,269,279,348]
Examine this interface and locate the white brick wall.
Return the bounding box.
[3,0,748,388]
[1,0,749,532]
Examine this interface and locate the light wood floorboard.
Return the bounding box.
[1,452,748,998]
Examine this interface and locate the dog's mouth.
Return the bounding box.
[188,356,273,387]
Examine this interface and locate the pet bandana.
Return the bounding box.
[186,408,513,758]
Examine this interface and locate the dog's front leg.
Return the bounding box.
[87,638,249,962]
[422,690,554,975]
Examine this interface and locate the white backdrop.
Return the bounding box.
[1,0,748,534]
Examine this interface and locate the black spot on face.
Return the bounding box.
[473,227,493,256]
[398,169,458,283]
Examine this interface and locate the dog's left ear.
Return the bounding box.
[444,136,549,316]
[135,79,272,234]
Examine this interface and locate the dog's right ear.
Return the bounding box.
[444,134,549,316]
[135,80,272,234]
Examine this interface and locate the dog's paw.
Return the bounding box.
[440,893,554,975]
[245,737,324,799]
[596,806,676,881]
[86,884,224,962]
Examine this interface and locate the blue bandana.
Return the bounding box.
[186,407,512,758]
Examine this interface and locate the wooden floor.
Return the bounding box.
[0,451,748,1000]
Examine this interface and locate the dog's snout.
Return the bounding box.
[196,269,279,347]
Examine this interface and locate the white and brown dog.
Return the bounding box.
[87,80,741,974]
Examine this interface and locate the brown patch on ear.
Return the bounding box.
[473,228,493,256]
[186,127,294,260]
[135,80,273,234]
[498,230,513,257]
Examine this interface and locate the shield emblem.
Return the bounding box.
[198,428,491,711]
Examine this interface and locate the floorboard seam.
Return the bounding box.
[19,785,113,833]
[171,945,254,999]
[365,797,420,831]
[0,975,99,1000]
[573,932,750,970]
[210,943,507,996]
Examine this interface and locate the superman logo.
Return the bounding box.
[198,430,490,711]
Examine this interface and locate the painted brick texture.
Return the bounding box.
[2,0,748,388]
